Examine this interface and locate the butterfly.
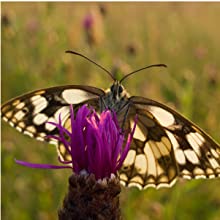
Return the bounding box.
[1,51,220,190]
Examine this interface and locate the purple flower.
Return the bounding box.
[83,13,94,30]
[16,105,137,180]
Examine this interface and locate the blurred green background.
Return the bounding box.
[1,2,220,220]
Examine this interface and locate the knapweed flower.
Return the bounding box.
[82,9,104,47]
[83,13,94,30]
[15,104,137,220]
[16,104,136,180]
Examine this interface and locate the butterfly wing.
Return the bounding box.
[119,96,220,189]
[1,85,105,144]
[2,86,220,189]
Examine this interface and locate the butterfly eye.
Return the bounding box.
[118,85,123,94]
[110,85,114,92]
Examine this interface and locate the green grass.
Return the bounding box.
[2,2,220,220]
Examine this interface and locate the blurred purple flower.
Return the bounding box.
[83,13,94,30]
[82,10,104,47]
[16,105,136,180]
[26,18,39,34]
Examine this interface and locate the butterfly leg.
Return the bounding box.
[116,102,131,132]
[99,96,108,112]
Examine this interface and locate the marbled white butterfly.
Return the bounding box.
[1,51,220,189]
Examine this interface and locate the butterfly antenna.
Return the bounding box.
[119,63,167,83]
[65,50,116,81]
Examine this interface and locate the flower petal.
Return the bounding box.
[15,159,71,169]
[116,115,137,170]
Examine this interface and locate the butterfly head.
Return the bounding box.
[110,81,127,101]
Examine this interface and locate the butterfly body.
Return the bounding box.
[2,76,220,190]
[101,82,129,112]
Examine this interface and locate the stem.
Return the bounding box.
[58,174,122,220]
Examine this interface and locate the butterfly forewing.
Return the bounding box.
[1,85,104,144]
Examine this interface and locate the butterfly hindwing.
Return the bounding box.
[1,85,104,144]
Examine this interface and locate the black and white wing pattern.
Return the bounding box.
[119,96,220,189]
[1,85,104,144]
[1,85,220,190]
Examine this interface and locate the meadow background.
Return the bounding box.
[1,2,220,220]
